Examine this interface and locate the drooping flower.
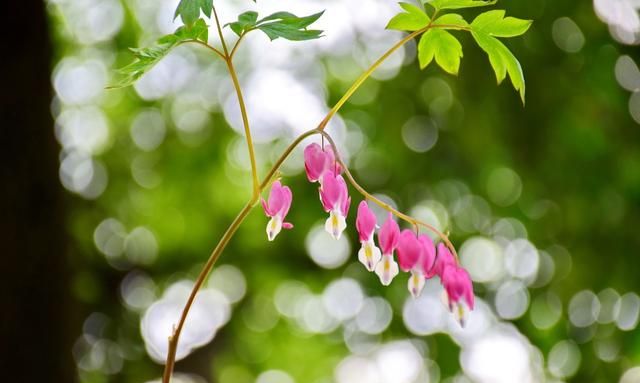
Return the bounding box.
[426,242,456,279]
[261,181,293,241]
[355,201,381,271]
[304,143,341,183]
[374,213,400,285]
[441,265,474,327]
[319,172,350,240]
[396,230,435,297]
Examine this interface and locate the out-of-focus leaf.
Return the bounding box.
[471,10,532,37]
[174,0,213,25]
[386,2,430,31]
[109,19,209,88]
[427,0,496,11]
[418,29,463,74]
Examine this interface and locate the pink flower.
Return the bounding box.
[261,181,293,241]
[304,143,341,183]
[319,172,351,239]
[374,213,400,285]
[396,230,435,297]
[441,265,474,327]
[356,201,381,271]
[426,243,456,279]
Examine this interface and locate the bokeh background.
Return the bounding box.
[10,0,640,382]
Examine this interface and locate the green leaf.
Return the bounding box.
[109,19,209,88]
[174,0,213,26]
[427,0,496,11]
[418,29,463,75]
[227,11,259,36]
[386,2,430,31]
[432,13,469,28]
[174,18,209,42]
[471,29,525,102]
[255,11,324,41]
[471,10,532,37]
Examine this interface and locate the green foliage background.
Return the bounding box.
[48,0,640,382]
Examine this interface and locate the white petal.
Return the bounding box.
[266,216,282,241]
[375,254,399,286]
[325,210,347,240]
[358,240,382,271]
[407,269,425,298]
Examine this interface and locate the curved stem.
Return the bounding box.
[317,130,460,262]
[161,129,320,382]
[226,59,261,201]
[210,4,261,200]
[181,39,226,60]
[318,27,427,131]
[212,5,229,56]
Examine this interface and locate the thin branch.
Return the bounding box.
[181,39,226,60]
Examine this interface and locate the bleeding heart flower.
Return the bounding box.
[441,265,474,327]
[304,143,341,183]
[374,213,400,286]
[396,230,436,297]
[427,242,456,279]
[319,172,350,240]
[261,181,293,241]
[356,201,381,271]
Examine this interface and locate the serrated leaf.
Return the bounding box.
[427,0,496,11]
[109,19,210,88]
[471,10,532,37]
[174,18,209,42]
[254,11,324,41]
[174,0,213,25]
[418,29,463,75]
[432,13,469,28]
[227,11,259,36]
[386,2,430,31]
[471,30,525,102]
[258,23,323,41]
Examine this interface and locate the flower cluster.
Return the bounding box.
[261,142,475,325]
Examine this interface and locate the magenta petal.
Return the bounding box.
[396,230,422,272]
[418,234,436,277]
[342,195,351,217]
[379,213,400,254]
[356,201,377,242]
[265,181,293,221]
[261,198,273,217]
[282,222,294,229]
[304,143,330,182]
[320,173,345,211]
[442,265,474,310]
[428,243,456,278]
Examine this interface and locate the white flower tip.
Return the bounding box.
[266,217,282,242]
[408,270,425,298]
[358,242,382,272]
[375,254,398,286]
[325,211,346,241]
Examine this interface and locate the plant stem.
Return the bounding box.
[210,4,261,201]
[161,130,320,383]
[318,27,427,131]
[225,59,261,201]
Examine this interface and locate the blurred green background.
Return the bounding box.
[42,0,640,382]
